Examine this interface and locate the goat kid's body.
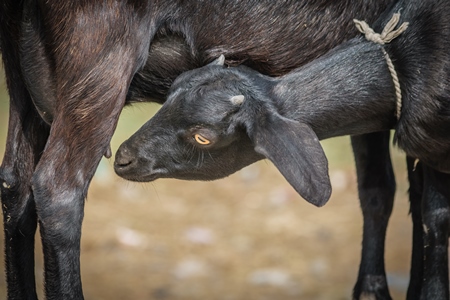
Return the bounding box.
[116,0,450,298]
[0,0,396,299]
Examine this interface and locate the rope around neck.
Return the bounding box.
[354,13,409,120]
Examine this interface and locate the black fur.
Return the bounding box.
[0,0,395,299]
[116,0,450,298]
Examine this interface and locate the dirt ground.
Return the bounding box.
[83,155,412,300]
[0,93,414,299]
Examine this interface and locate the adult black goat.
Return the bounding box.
[115,0,450,298]
[0,0,395,299]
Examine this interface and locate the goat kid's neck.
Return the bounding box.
[263,39,398,140]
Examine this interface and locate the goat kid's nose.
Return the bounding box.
[114,146,135,170]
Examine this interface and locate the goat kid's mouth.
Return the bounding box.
[118,172,161,182]
[114,163,168,182]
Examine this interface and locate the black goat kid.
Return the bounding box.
[115,0,450,298]
[0,0,395,299]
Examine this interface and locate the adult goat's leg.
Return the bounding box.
[33,81,130,299]
[419,166,450,299]
[33,61,144,299]
[0,81,49,300]
[29,10,151,298]
[351,131,395,300]
[406,157,424,300]
[0,5,49,297]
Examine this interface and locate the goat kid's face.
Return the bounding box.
[115,58,332,207]
[115,60,259,180]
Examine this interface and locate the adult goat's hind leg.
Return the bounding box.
[351,131,395,300]
[32,60,143,300]
[33,118,121,299]
[27,4,152,298]
[0,89,49,300]
[32,77,131,299]
[0,6,49,298]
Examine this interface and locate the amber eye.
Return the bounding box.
[194,134,211,145]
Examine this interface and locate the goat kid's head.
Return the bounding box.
[115,56,331,207]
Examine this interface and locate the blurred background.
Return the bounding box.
[0,67,413,299]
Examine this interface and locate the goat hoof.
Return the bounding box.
[354,275,392,300]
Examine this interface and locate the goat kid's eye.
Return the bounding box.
[194,134,211,145]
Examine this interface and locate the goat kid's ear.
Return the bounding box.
[249,114,331,207]
[208,54,225,66]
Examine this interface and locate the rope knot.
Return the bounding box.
[353,13,409,120]
[354,13,409,45]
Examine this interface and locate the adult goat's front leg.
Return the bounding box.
[351,132,395,300]
[419,166,450,300]
[406,157,424,300]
